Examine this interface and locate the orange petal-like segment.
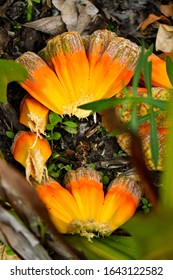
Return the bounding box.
[60,32,89,100]
[37,180,81,233]
[100,175,142,232]
[149,53,172,88]
[39,32,91,118]
[87,29,117,87]
[19,95,49,134]
[16,52,66,114]
[11,131,51,166]
[64,167,104,221]
[40,31,90,102]
[89,36,140,99]
[39,36,76,102]
[11,131,52,182]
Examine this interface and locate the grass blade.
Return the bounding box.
[166,56,173,86]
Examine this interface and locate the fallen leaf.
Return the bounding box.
[139,13,171,34]
[76,0,99,34]
[52,0,78,30]
[23,16,66,35]
[42,0,52,9]
[0,206,51,260]
[160,3,173,18]
[0,0,14,18]
[156,24,173,52]
[52,0,99,34]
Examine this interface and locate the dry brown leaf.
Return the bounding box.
[53,0,78,31]
[156,24,173,52]
[42,0,52,8]
[0,206,51,260]
[52,0,99,34]
[23,16,66,35]
[76,0,99,33]
[139,13,171,34]
[160,2,173,18]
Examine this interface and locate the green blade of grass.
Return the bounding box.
[132,43,145,91]
[79,96,167,113]
[166,56,173,87]
[131,43,146,133]
[79,98,128,112]
[161,91,173,211]
[149,109,159,168]
[143,45,159,168]
[126,110,162,128]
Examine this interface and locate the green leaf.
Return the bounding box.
[65,234,138,260]
[141,197,148,205]
[46,123,54,130]
[63,121,78,128]
[45,134,52,140]
[86,163,96,169]
[5,131,15,139]
[47,163,56,173]
[49,112,62,126]
[51,152,60,160]
[124,212,173,259]
[102,175,109,185]
[79,98,126,112]
[166,56,173,86]
[79,96,166,113]
[64,126,78,134]
[57,163,64,169]
[52,132,61,140]
[5,246,15,256]
[0,59,28,103]
[64,165,72,171]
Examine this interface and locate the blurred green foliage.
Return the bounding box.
[0,59,28,103]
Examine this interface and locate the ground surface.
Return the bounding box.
[0,0,169,180]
